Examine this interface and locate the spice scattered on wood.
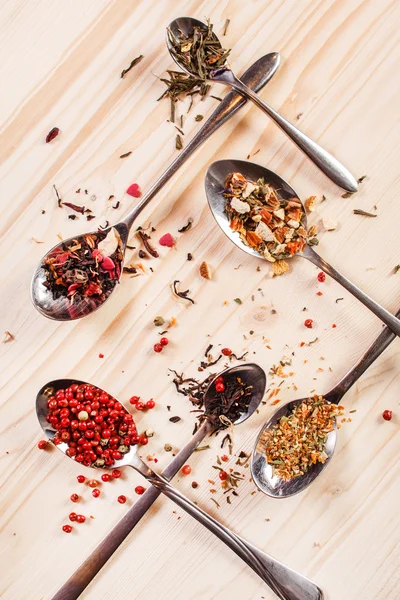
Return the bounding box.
[262,395,344,481]
[172,280,195,304]
[46,127,60,143]
[187,253,193,261]
[353,209,377,218]
[393,265,400,274]
[195,114,204,122]
[3,331,15,343]
[120,54,143,78]
[199,261,212,280]
[138,230,159,257]
[53,185,62,208]
[169,416,182,423]
[222,18,230,36]
[119,151,132,159]
[63,202,86,214]
[178,219,193,233]
[175,134,183,150]
[234,298,242,305]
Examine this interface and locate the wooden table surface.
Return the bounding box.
[0,0,399,599]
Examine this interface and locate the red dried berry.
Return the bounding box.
[92,488,101,498]
[101,473,111,482]
[112,469,121,479]
[221,348,232,356]
[219,471,228,481]
[317,272,326,282]
[215,382,225,392]
[139,435,148,446]
[181,465,191,475]
[153,343,163,353]
[382,410,393,421]
[129,396,140,405]
[46,127,60,143]
[146,399,155,410]
[98,353,104,359]
[160,337,169,346]
[70,493,79,503]
[135,402,145,411]
[76,514,86,523]
[37,440,47,450]
[62,524,72,533]
[135,486,146,495]
[69,512,77,522]
[221,455,228,462]
[304,319,313,328]
[117,495,127,504]
[87,479,99,488]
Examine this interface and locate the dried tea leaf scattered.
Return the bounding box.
[3,331,15,343]
[272,260,289,277]
[199,261,212,279]
[120,55,143,78]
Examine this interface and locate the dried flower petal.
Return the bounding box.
[199,261,211,280]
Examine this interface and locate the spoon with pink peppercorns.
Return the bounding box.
[36,367,324,600]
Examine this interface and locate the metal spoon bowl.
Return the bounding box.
[251,307,400,498]
[205,159,400,336]
[167,16,358,191]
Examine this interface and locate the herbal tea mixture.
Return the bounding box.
[224,172,308,261]
[167,18,230,80]
[42,228,123,314]
[264,395,344,481]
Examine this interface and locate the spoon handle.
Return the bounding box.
[136,460,323,600]
[222,72,357,192]
[303,245,400,337]
[120,52,280,231]
[325,308,400,404]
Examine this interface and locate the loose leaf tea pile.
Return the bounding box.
[167,18,230,80]
[264,395,344,481]
[224,172,309,261]
[42,229,123,317]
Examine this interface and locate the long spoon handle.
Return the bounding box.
[325,308,400,404]
[136,461,323,600]
[120,52,280,230]
[303,245,400,337]
[221,72,358,192]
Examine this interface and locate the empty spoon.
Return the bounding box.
[30,51,281,322]
[37,364,324,600]
[251,308,400,498]
[167,17,358,192]
[205,159,400,336]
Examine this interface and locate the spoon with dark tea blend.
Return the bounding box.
[31,51,281,321]
[166,17,358,192]
[251,308,400,498]
[205,159,400,336]
[37,365,324,600]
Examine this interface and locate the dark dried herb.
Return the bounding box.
[195,114,204,121]
[222,18,230,36]
[46,127,59,143]
[353,209,376,217]
[68,215,77,220]
[200,354,222,369]
[234,298,242,305]
[187,253,193,261]
[169,416,181,423]
[99,221,110,230]
[112,201,120,209]
[230,351,248,361]
[357,175,367,183]
[63,202,85,214]
[335,297,344,303]
[210,95,222,101]
[119,152,132,159]
[176,134,183,150]
[86,215,96,221]
[204,343,213,356]
[174,125,184,136]
[167,19,230,80]
[138,250,147,259]
[120,55,143,78]
[53,185,62,208]
[210,498,220,508]
[393,265,400,274]
[172,280,194,304]
[178,219,193,233]
[138,231,159,258]
[123,266,137,274]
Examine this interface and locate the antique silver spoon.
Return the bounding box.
[251,308,400,498]
[31,52,280,321]
[205,159,400,336]
[167,17,358,192]
[37,364,323,600]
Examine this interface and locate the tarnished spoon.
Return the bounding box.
[37,365,324,600]
[251,308,400,498]
[31,51,280,321]
[167,16,358,192]
[205,159,400,336]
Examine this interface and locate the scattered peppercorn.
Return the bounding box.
[221,348,232,356]
[146,399,156,409]
[215,382,225,392]
[139,434,148,445]
[77,475,86,484]
[92,488,101,498]
[219,471,228,481]
[160,337,169,346]
[154,343,163,353]
[181,465,191,475]
[76,514,86,523]
[382,410,393,421]
[37,440,48,450]
[112,469,121,479]
[317,272,326,282]
[70,493,80,503]
[135,486,146,495]
[62,524,72,533]
[46,127,60,143]
[304,319,313,328]
[69,512,77,522]
[101,473,111,482]
[87,479,99,488]
[117,495,127,504]
[130,396,140,405]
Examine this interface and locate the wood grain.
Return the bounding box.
[0,1,399,599]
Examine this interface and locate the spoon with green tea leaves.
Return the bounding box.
[205,159,400,336]
[36,365,324,600]
[251,308,400,498]
[166,17,357,192]
[30,51,281,321]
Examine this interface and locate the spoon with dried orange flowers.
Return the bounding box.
[205,159,400,336]
[251,308,400,498]
[166,16,358,192]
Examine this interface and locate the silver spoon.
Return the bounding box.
[37,364,324,600]
[251,308,400,498]
[205,159,400,336]
[31,52,281,322]
[166,17,358,192]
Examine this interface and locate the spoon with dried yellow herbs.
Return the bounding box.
[251,307,400,498]
[166,16,358,191]
[205,159,400,337]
